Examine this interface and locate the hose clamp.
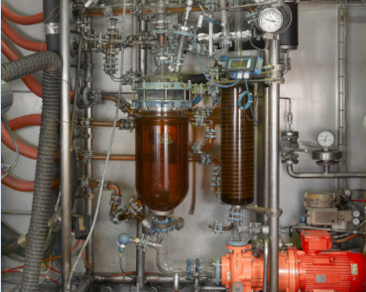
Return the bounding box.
[45,22,59,35]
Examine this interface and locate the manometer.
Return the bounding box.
[352,210,360,218]
[316,130,335,148]
[258,8,283,33]
[352,218,360,226]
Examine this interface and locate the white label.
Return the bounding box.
[351,264,358,275]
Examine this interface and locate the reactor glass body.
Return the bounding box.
[135,111,189,212]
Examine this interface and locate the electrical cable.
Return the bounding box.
[67,86,121,289]
[1,116,19,179]
[119,255,136,280]
[67,0,127,285]
[237,79,258,125]
[193,26,240,88]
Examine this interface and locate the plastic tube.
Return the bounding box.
[1,17,47,51]
[1,4,44,25]
[1,39,43,97]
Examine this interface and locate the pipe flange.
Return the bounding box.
[150,209,173,217]
[316,160,338,166]
[312,150,342,161]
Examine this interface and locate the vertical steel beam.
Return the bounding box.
[258,41,270,225]
[60,0,71,291]
[268,38,281,292]
[137,1,148,286]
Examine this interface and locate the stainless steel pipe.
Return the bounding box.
[60,0,72,291]
[137,4,148,286]
[74,277,93,292]
[263,235,269,292]
[258,40,270,225]
[287,164,366,178]
[268,38,281,292]
[93,274,208,284]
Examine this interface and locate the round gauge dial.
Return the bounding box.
[352,218,360,226]
[316,130,335,148]
[353,210,360,218]
[258,8,283,33]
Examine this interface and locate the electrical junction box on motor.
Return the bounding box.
[301,230,332,254]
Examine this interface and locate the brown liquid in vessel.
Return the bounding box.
[221,84,255,205]
[135,111,189,211]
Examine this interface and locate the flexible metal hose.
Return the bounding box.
[1,51,62,292]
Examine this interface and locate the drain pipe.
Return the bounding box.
[60,0,72,291]
[268,37,281,292]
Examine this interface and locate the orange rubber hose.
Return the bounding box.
[1,4,44,25]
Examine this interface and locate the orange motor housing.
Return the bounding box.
[221,230,366,292]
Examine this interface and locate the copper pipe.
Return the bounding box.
[89,120,122,127]
[92,154,136,161]
[89,180,122,214]
[210,104,221,116]
[102,94,139,116]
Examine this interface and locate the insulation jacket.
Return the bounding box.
[1,17,47,51]
[43,0,60,54]
[1,4,44,25]
[1,39,43,97]
[1,51,62,292]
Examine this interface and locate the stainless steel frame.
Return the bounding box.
[60,0,72,291]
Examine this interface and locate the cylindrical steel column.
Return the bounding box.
[84,51,95,272]
[137,3,148,286]
[138,0,148,75]
[257,41,270,225]
[268,38,281,292]
[60,0,72,291]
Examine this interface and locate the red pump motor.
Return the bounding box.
[221,230,366,292]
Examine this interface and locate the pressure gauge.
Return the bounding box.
[316,130,335,148]
[258,8,283,33]
[353,210,361,218]
[352,218,360,226]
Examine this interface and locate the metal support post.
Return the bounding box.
[268,37,281,292]
[60,0,72,290]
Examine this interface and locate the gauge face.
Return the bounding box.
[258,8,283,33]
[316,130,335,148]
[353,218,360,226]
[353,210,360,218]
